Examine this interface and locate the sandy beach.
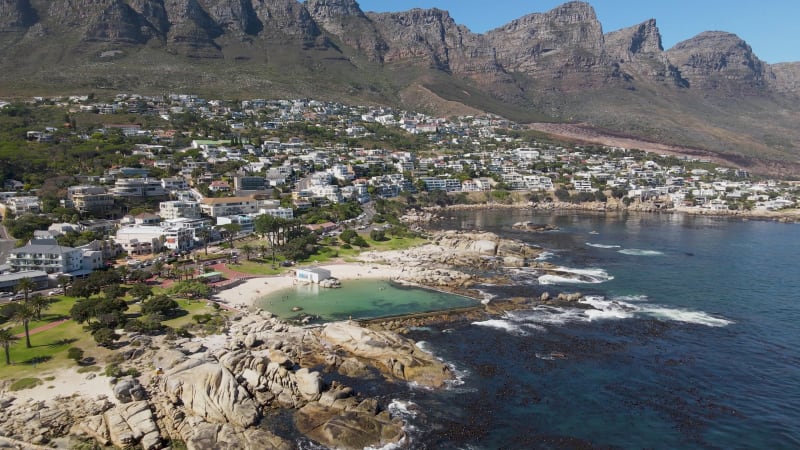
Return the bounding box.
[214,262,404,309]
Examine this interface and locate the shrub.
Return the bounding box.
[105,363,123,378]
[67,347,84,363]
[369,229,386,242]
[9,378,42,391]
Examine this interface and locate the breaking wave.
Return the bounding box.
[471,295,732,334]
[586,242,622,249]
[618,249,664,256]
[537,267,614,285]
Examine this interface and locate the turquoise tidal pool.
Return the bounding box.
[255,279,477,321]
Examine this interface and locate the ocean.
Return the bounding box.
[283,209,800,449]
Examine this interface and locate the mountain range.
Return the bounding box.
[1,0,799,174]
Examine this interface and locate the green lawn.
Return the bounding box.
[162,299,222,329]
[229,260,285,276]
[0,319,96,379]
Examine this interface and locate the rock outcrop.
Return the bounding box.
[0,310,446,449]
[320,321,452,388]
[665,31,767,93]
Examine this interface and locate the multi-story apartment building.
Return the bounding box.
[199,197,259,218]
[6,241,83,274]
[161,177,189,192]
[68,186,114,214]
[5,196,41,215]
[159,200,201,220]
[111,178,168,199]
[115,225,194,254]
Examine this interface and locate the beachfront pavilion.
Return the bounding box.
[295,268,331,284]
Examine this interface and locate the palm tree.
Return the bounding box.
[198,228,211,255]
[13,303,35,348]
[241,243,254,261]
[0,328,18,365]
[28,294,50,321]
[14,277,34,302]
[258,243,268,261]
[57,275,70,295]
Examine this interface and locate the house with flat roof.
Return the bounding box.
[296,268,331,284]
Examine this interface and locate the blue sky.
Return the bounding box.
[353,1,798,63]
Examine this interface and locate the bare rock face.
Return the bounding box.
[0,0,37,32]
[604,19,686,86]
[161,358,260,428]
[181,419,292,450]
[204,0,262,36]
[251,0,321,42]
[486,1,608,85]
[665,31,767,93]
[320,321,453,388]
[295,401,404,450]
[162,0,224,58]
[769,62,800,96]
[305,0,386,60]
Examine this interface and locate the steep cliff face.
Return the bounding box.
[127,0,170,37]
[306,0,386,61]
[162,0,224,57]
[0,0,38,32]
[769,62,800,97]
[250,0,320,42]
[604,19,685,85]
[203,0,262,36]
[665,31,767,92]
[83,0,152,44]
[368,7,502,79]
[485,1,607,83]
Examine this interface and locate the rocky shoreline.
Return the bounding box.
[1,229,569,450]
[0,314,453,449]
[401,201,800,223]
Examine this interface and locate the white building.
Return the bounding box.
[296,268,331,284]
[111,178,168,199]
[115,225,194,255]
[159,200,201,220]
[6,241,83,274]
[5,196,41,215]
[199,197,259,218]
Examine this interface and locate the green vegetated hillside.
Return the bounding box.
[1,0,799,174]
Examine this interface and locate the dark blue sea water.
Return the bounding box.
[378,210,800,449]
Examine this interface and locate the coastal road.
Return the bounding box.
[0,222,14,265]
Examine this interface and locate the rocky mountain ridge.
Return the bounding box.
[1,0,799,171]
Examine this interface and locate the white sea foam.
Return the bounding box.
[642,307,733,327]
[618,249,664,256]
[472,319,528,335]
[495,295,733,329]
[388,399,419,419]
[535,251,555,261]
[586,242,622,249]
[538,267,614,285]
[579,296,636,320]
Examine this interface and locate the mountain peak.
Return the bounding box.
[666,30,766,91]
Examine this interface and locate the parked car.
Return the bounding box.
[47,291,58,296]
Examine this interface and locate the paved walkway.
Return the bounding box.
[14,318,68,338]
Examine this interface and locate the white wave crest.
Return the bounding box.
[642,307,733,327]
[388,399,419,419]
[498,296,732,328]
[586,242,622,249]
[472,319,528,335]
[579,296,636,320]
[618,249,664,256]
[535,251,555,261]
[538,267,614,285]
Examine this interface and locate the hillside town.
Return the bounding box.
[1,94,798,292]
